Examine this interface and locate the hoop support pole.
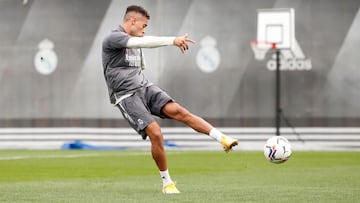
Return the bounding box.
[275,49,281,136]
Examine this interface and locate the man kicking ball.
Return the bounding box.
[102,5,238,194]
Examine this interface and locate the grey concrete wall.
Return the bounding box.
[1,0,360,127]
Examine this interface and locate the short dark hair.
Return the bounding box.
[125,5,150,20]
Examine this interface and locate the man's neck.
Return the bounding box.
[120,23,130,34]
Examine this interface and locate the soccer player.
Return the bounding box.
[102,5,238,194]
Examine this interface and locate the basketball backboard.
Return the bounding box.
[254,8,305,59]
[257,8,294,49]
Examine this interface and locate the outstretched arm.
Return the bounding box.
[126,34,195,53]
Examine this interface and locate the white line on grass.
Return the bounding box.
[0,154,102,160]
[0,151,151,160]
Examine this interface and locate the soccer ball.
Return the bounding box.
[263,136,292,164]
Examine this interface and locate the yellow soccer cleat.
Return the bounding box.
[221,135,238,152]
[162,182,180,194]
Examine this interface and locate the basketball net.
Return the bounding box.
[251,40,277,60]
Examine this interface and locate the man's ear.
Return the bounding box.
[131,17,136,25]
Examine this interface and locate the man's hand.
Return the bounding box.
[173,34,195,53]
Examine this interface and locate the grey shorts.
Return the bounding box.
[116,85,173,140]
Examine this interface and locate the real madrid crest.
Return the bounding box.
[34,39,58,75]
[196,36,220,73]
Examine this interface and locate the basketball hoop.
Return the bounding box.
[251,40,277,60]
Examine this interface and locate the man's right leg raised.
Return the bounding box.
[161,102,238,152]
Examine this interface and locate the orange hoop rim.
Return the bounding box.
[251,40,277,49]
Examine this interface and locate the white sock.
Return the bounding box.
[209,128,224,142]
[160,169,173,186]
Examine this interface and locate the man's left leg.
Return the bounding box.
[145,121,180,194]
[161,102,238,152]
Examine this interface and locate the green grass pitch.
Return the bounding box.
[0,150,359,202]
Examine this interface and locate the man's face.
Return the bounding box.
[129,14,148,37]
